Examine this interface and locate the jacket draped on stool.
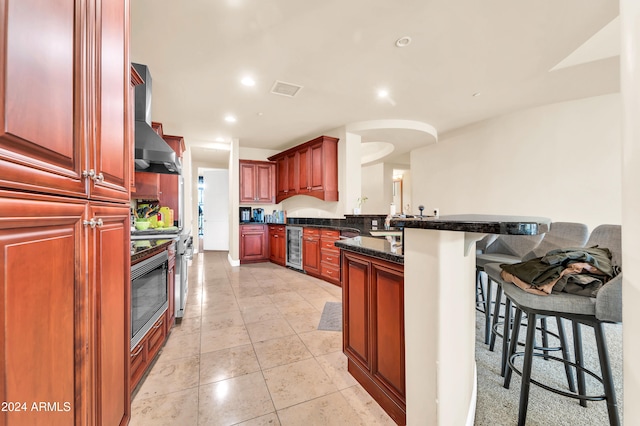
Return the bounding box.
[499,246,620,297]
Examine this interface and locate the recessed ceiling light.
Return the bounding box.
[224,115,237,123]
[472,92,481,97]
[395,36,412,48]
[257,112,264,116]
[377,89,389,98]
[241,76,255,87]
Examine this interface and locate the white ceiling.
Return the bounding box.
[130,0,619,166]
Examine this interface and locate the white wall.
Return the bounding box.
[410,93,621,230]
[621,1,640,419]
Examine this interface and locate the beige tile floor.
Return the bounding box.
[130,251,396,426]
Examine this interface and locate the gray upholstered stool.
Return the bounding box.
[501,224,622,426]
[485,222,589,354]
[476,233,542,344]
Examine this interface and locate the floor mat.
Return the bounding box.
[318,302,342,331]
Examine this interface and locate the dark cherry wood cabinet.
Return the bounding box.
[0,192,131,426]
[275,153,297,200]
[130,313,166,392]
[302,227,321,276]
[320,229,341,285]
[342,250,405,425]
[158,133,185,224]
[0,0,130,204]
[0,1,131,424]
[268,136,339,203]
[240,224,269,263]
[268,224,286,266]
[239,160,276,204]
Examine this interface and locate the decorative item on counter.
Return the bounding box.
[418,205,425,218]
[354,196,368,215]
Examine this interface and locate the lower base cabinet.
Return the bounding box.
[240,224,268,263]
[268,224,286,266]
[342,250,405,425]
[0,191,131,425]
[130,313,167,391]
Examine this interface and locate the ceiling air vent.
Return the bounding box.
[270,80,303,97]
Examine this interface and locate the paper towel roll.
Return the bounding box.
[390,204,396,215]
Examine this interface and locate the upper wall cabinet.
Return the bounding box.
[0,0,130,203]
[268,135,338,203]
[239,160,276,204]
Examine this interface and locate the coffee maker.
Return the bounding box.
[252,208,264,223]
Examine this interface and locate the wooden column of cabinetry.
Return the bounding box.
[240,224,268,263]
[240,160,276,204]
[0,1,131,424]
[268,136,339,203]
[268,224,286,266]
[319,229,341,285]
[302,227,321,276]
[342,250,405,425]
[158,134,185,224]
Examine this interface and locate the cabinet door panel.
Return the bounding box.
[91,0,130,202]
[239,162,256,203]
[0,0,87,197]
[342,253,369,367]
[298,147,310,194]
[0,193,87,425]
[310,142,324,190]
[372,264,405,399]
[256,163,274,203]
[89,202,130,426]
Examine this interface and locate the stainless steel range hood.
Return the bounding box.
[132,63,181,175]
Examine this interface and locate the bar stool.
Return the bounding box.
[476,233,542,344]
[485,222,589,364]
[502,224,621,426]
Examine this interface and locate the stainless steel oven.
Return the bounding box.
[131,250,168,349]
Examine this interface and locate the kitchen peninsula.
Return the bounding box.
[336,215,549,425]
[394,214,549,425]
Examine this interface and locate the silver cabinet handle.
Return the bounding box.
[83,218,103,228]
[82,169,104,182]
[131,345,143,357]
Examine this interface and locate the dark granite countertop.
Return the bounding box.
[334,236,403,264]
[131,239,175,264]
[391,214,550,235]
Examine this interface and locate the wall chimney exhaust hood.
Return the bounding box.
[132,63,181,175]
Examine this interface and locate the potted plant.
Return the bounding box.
[354,196,368,214]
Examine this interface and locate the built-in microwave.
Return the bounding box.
[131,250,168,349]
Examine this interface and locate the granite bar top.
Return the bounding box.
[334,236,404,264]
[391,214,550,235]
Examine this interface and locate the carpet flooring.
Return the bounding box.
[474,309,623,425]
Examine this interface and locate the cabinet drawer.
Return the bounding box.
[321,251,340,266]
[321,264,340,282]
[320,229,340,239]
[241,224,266,232]
[130,341,147,390]
[269,225,286,234]
[320,240,339,251]
[146,316,166,359]
[303,227,320,237]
